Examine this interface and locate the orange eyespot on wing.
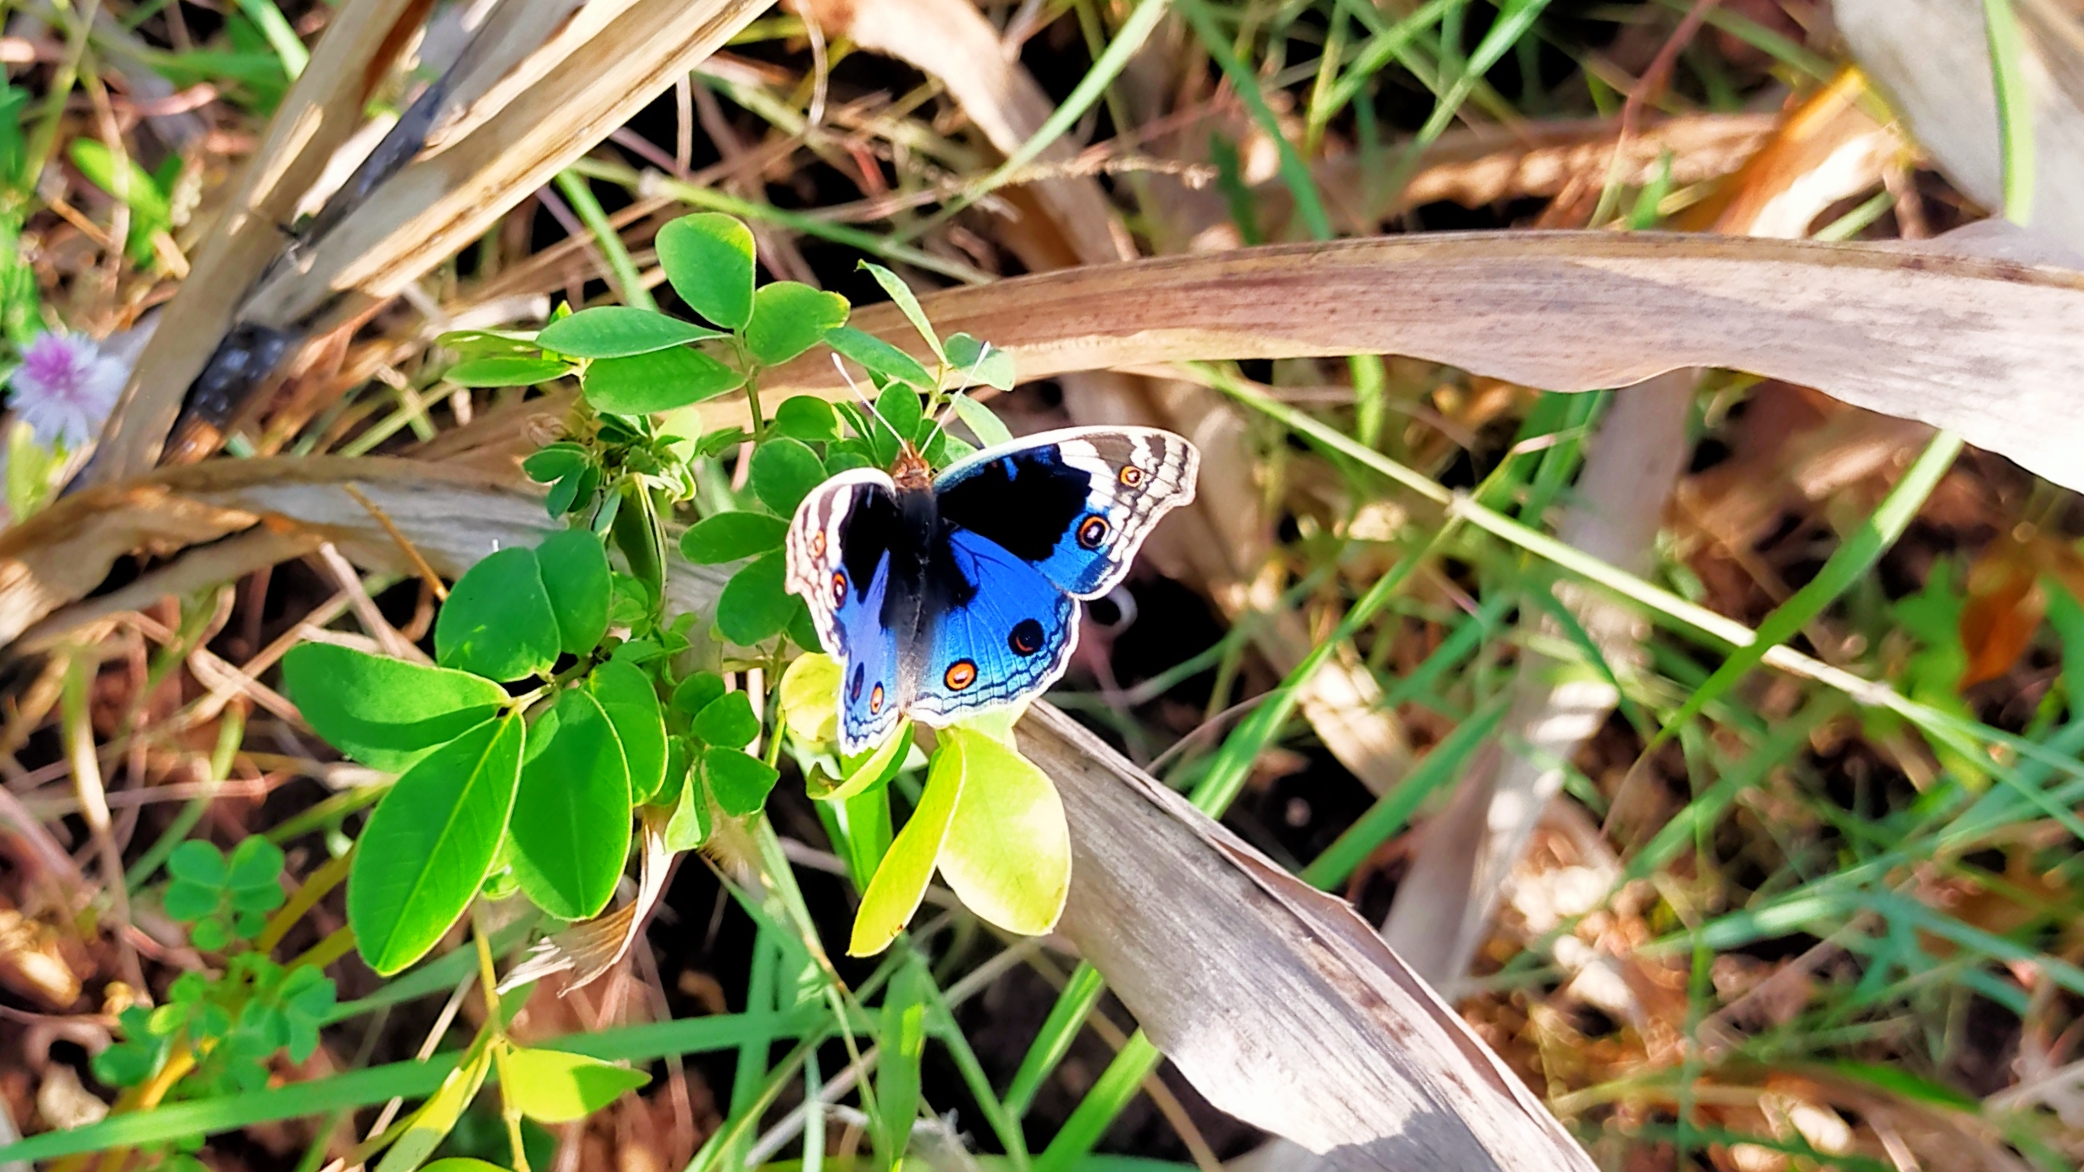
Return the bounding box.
[944,660,977,691]
[831,571,847,605]
[1118,465,1145,487]
[869,683,885,714]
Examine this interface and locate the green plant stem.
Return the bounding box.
[554,169,656,313]
[475,922,531,1172]
[1983,0,2035,223]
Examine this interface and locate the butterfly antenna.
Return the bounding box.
[830,354,904,447]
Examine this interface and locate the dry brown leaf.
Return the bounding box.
[1020,703,1598,1172]
[1959,529,2047,687]
[754,230,2084,492]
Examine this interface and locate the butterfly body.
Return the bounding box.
[785,427,1199,754]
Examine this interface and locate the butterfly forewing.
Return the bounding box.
[783,469,911,753]
[934,427,1199,599]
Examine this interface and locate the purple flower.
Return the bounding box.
[8,331,127,449]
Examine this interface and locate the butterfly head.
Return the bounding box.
[890,443,934,493]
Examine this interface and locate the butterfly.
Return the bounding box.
[784,426,1200,754]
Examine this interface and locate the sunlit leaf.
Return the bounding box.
[536,529,612,656]
[582,347,744,415]
[504,1046,649,1123]
[509,690,630,921]
[536,305,722,358]
[445,356,574,387]
[826,325,935,392]
[849,736,965,956]
[934,726,1069,936]
[745,282,848,367]
[778,652,841,747]
[679,512,787,564]
[588,660,668,804]
[656,213,756,330]
[703,746,779,817]
[282,643,510,772]
[374,1036,494,1172]
[434,547,561,682]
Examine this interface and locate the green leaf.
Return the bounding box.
[874,958,930,1162]
[778,652,841,746]
[509,690,630,921]
[588,660,668,805]
[445,356,573,387]
[670,670,728,718]
[934,727,1068,936]
[943,334,1015,392]
[679,512,787,564]
[947,392,1015,449]
[656,213,756,330]
[503,1046,649,1123]
[849,737,965,956]
[435,548,562,682]
[858,262,942,359]
[664,768,712,850]
[692,690,760,749]
[702,747,779,818]
[282,643,512,772]
[374,1036,494,1172]
[190,918,229,951]
[535,306,722,358]
[166,840,228,888]
[535,529,612,655]
[226,836,284,891]
[749,438,826,517]
[823,723,908,804]
[437,329,538,360]
[696,426,752,458]
[825,325,935,393]
[772,395,840,443]
[581,347,744,415]
[348,716,525,975]
[522,443,587,483]
[422,1161,510,1172]
[716,552,793,645]
[163,880,220,923]
[744,282,848,367]
[69,140,169,263]
[873,384,923,446]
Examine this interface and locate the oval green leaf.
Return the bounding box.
[826,325,935,392]
[778,652,841,747]
[536,305,722,358]
[582,347,745,415]
[873,384,923,445]
[445,356,574,387]
[656,213,756,330]
[745,282,848,367]
[703,746,779,817]
[749,438,826,517]
[944,333,1016,392]
[772,395,840,443]
[374,1037,494,1172]
[509,690,630,921]
[504,1046,650,1123]
[859,262,942,359]
[671,669,728,718]
[693,690,760,749]
[536,529,612,655]
[849,737,966,956]
[679,512,787,565]
[934,727,1069,937]
[282,643,511,772]
[715,552,794,646]
[948,391,1015,448]
[588,660,668,804]
[348,715,525,975]
[434,547,561,682]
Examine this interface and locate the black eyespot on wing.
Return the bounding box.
[849,663,865,702]
[1076,515,1110,549]
[1008,618,1045,657]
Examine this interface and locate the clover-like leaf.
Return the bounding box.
[282,643,512,772]
[535,305,722,358]
[772,395,840,443]
[704,746,779,818]
[745,282,848,367]
[348,716,525,975]
[716,552,794,646]
[589,660,667,804]
[582,346,744,415]
[934,727,1069,936]
[692,690,761,749]
[227,836,284,891]
[749,438,826,517]
[671,670,728,718]
[679,512,787,564]
[509,689,629,921]
[656,213,756,330]
[536,528,613,655]
[166,840,228,888]
[434,548,561,682]
[504,1046,650,1123]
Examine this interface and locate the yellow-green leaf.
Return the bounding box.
[778,652,841,747]
[374,1034,493,1172]
[849,738,965,956]
[503,1046,650,1123]
[934,727,1069,937]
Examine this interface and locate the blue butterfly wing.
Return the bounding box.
[784,470,910,754]
[934,426,1199,599]
[909,527,1077,725]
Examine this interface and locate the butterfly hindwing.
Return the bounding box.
[933,426,1199,599]
[783,470,909,753]
[909,528,1078,725]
